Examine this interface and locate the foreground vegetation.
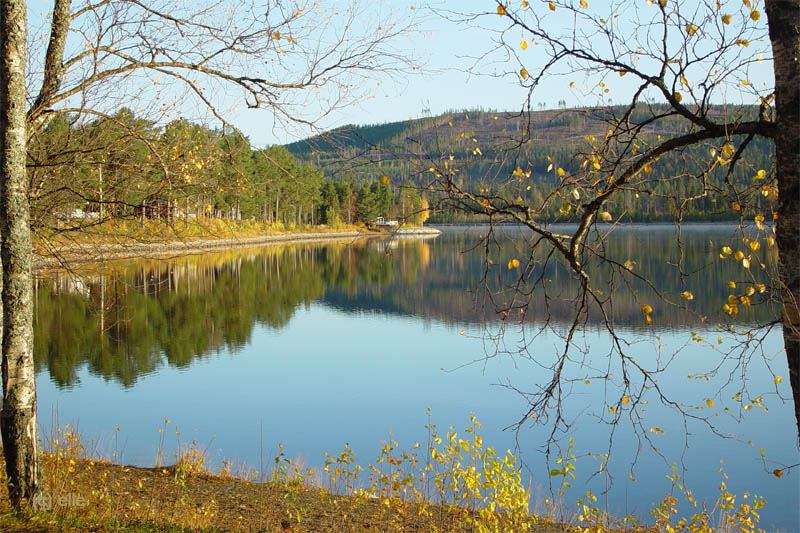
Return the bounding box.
[0,419,769,533]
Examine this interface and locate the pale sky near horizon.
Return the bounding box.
[26,0,774,147]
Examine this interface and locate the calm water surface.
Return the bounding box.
[34,225,799,530]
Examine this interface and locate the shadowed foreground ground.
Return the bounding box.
[0,451,571,532]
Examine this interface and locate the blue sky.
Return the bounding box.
[26,0,774,147]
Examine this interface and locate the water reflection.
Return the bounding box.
[35,225,779,389]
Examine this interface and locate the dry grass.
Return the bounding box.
[0,424,570,533]
[34,218,362,251]
[0,454,569,532]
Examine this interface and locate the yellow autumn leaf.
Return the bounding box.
[674,92,683,103]
[380,175,390,185]
[749,240,760,251]
[722,246,733,255]
[600,211,613,222]
[522,0,529,6]
[685,23,699,36]
[721,13,732,24]
[706,399,714,408]
[580,0,588,8]
[459,330,465,335]
[497,4,507,15]
[681,290,694,301]
[641,304,653,315]
[755,283,767,293]
[750,9,760,20]
[774,376,782,384]
[569,81,576,88]
[622,396,630,405]
[549,1,556,10]
[609,406,616,414]
[722,143,736,157]
[742,258,750,269]
[520,68,528,80]
[557,167,566,177]
[508,258,520,270]
[773,469,784,478]
[520,40,528,50]
[734,250,745,261]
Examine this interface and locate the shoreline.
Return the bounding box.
[33,227,442,271]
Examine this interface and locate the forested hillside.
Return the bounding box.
[287,105,776,222]
[32,105,775,232]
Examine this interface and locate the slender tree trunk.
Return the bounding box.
[0,0,42,506]
[98,164,103,221]
[765,0,800,446]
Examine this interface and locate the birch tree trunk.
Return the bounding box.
[765,0,800,446]
[0,0,42,506]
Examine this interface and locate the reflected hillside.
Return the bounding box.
[324,226,778,328]
[35,226,779,388]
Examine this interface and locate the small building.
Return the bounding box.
[375,216,399,227]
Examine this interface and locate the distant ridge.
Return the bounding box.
[284,105,771,188]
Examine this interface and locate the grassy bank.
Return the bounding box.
[0,420,770,533]
[35,219,367,250]
[33,219,443,270]
[33,220,373,271]
[0,423,560,533]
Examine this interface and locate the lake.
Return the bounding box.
[33,225,799,530]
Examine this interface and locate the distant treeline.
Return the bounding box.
[29,109,430,231]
